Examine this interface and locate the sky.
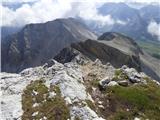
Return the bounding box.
[1,0,159,27]
[1,0,160,3]
[1,0,159,40]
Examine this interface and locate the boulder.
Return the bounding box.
[107,81,118,86]
[99,77,111,89]
[122,67,142,83]
[118,80,129,87]
[121,65,128,70]
[129,76,141,83]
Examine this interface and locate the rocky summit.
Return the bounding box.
[1,54,160,120]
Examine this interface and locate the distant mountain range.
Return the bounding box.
[2,18,160,81]
[82,3,160,42]
[2,3,160,42]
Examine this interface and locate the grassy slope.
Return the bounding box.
[22,80,70,120]
[137,40,160,59]
[105,81,160,120]
[87,69,160,120]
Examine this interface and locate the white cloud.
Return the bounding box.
[116,20,127,25]
[1,0,158,27]
[2,0,159,3]
[1,0,73,26]
[1,0,117,27]
[2,0,38,3]
[75,2,115,26]
[147,21,160,41]
[1,5,15,26]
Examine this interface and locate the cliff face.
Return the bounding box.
[1,18,97,73]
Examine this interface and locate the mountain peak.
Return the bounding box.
[2,18,97,73]
[98,32,126,41]
[98,32,143,56]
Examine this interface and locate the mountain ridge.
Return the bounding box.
[84,2,160,42]
[1,18,97,73]
[55,32,160,81]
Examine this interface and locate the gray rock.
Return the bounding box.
[118,80,129,87]
[129,76,141,83]
[121,65,128,70]
[106,62,111,66]
[47,59,55,67]
[99,77,111,89]
[93,59,103,66]
[107,81,118,86]
[122,67,142,83]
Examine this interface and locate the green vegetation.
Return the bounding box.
[90,79,100,87]
[22,80,70,120]
[137,40,160,59]
[113,69,128,81]
[87,79,99,94]
[109,86,149,109]
[112,110,135,120]
[114,69,123,76]
[85,100,96,111]
[104,80,160,120]
[74,116,81,120]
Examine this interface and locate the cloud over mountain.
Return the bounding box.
[147,21,160,41]
[1,0,158,27]
[1,0,73,26]
[1,0,104,26]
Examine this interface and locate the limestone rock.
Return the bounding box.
[99,77,111,89]
[1,59,159,120]
[107,81,118,86]
[118,80,129,87]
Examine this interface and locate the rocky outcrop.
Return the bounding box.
[98,65,148,89]
[98,32,160,81]
[0,60,104,120]
[1,58,160,120]
[1,18,97,73]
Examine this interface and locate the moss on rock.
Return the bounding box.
[113,69,128,81]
